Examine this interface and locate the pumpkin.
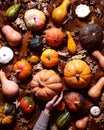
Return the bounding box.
[13,59,32,80]
[30,69,63,101]
[45,28,64,47]
[20,96,35,114]
[79,23,103,50]
[64,92,85,112]
[0,103,16,125]
[41,48,58,67]
[64,60,92,89]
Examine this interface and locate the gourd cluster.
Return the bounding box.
[0,0,103,129]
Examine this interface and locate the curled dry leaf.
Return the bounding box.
[19,31,33,58]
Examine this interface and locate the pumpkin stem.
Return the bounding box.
[76,74,80,79]
[74,101,80,105]
[39,81,45,88]
[47,56,51,60]
[15,70,21,74]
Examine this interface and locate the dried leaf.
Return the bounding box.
[19,31,33,58]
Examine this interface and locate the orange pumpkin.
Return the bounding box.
[45,28,64,47]
[13,59,32,80]
[64,60,92,89]
[41,48,58,67]
[30,69,63,101]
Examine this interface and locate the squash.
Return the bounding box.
[45,28,64,47]
[75,116,89,129]
[0,103,16,125]
[29,36,43,52]
[41,48,58,67]
[52,0,71,24]
[20,96,35,114]
[66,31,77,54]
[64,60,92,89]
[13,59,32,80]
[6,4,21,21]
[2,25,22,46]
[79,23,103,50]
[56,111,70,129]
[30,69,63,101]
[64,92,85,112]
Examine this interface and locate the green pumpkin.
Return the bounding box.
[0,103,16,125]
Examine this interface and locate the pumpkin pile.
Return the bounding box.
[0,0,104,130]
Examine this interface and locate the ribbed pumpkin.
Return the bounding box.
[0,103,16,125]
[30,69,63,101]
[64,60,92,89]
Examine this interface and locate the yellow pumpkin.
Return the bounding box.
[64,60,92,89]
[30,69,63,101]
[41,48,58,67]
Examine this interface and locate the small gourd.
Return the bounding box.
[6,3,21,21]
[0,70,19,98]
[29,36,43,52]
[24,9,46,31]
[75,116,89,129]
[0,46,14,64]
[92,50,104,71]
[45,27,64,47]
[41,48,59,67]
[88,77,104,100]
[66,31,77,54]
[2,25,22,46]
[90,106,101,117]
[52,0,71,24]
[13,59,32,80]
[0,103,16,125]
[56,111,70,129]
[20,96,35,114]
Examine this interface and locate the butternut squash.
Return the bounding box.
[75,116,89,129]
[88,77,104,100]
[0,70,19,98]
[92,50,104,71]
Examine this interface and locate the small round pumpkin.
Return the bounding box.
[30,69,63,101]
[64,60,92,89]
[20,96,35,114]
[41,48,58,67]
[0,103,16,125]
[79,23,103,50]
[45,28,64,47]
[13,59,32,80]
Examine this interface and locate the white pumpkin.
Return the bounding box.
[0,46,14,64]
